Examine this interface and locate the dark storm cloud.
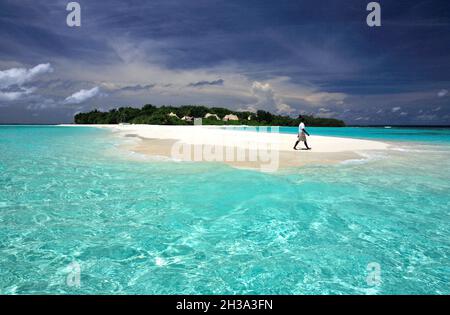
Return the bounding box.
[0,0,449,124]
[118,84,155,92]
[187,79,224,87]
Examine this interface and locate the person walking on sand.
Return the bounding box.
[293,117,311,150]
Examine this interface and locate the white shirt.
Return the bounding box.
[299,122,305,132]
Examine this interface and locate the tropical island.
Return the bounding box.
[74,105,345,127]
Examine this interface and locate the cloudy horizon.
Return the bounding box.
[1,0,449,125]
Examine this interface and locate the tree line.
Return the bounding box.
[74,104,345,127]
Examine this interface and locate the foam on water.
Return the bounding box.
[340,151,387,165]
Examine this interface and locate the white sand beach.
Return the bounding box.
[61,124,390,170]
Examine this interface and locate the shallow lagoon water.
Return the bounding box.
[0,126,449,294]
[235,125,450,143]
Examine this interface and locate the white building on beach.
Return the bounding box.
[204,113,220,120]
[168,112,179,118]
[223,114,239,121]
[181,116,193,122]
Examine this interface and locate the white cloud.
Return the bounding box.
[242,81,295,114]
[438,89,448,97]
[0,63,53,101]
[26,97,58,110]
[302,92,346,105]
[53,43,352,115]
[0,87,35,101]
[400,111,408,116]
[392,106,401,112]
[277,103,295,115]
[417,114,437,121]
[64,87,100,104]
[0,63,53,89]
[316,107,338,118]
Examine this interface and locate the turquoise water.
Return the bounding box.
[234,126,450,144]
[0,126,449,294]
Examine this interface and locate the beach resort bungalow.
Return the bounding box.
[223,114,239,121]
[204,113,220,120]
[181,116,193,122]
[168,112,179,118]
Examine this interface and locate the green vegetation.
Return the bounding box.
[74,104,345,127]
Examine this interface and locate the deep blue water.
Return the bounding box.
[0,126,449,294]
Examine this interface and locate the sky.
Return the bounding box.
[0,0,449,125]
